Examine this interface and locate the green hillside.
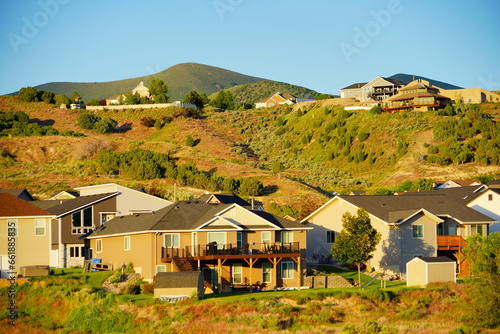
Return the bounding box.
[209,80,320,107]
[30,63,265,102]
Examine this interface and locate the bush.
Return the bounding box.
[77,113,100,130]
[140,117,155,127]
[186,135,195,147]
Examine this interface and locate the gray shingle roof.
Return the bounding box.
[39,192,118,217]
[340,193,494,224]
[88,201,309,237]
[416,256,455,263]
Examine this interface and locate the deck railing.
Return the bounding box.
[162,242,300,259]
[437,235,467,250]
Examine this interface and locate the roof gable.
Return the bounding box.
[0,193,53,217]
[43,192,118,217]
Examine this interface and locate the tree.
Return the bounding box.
[40,91,55,104]
[54,94,71,108]
[462,233,500,328]
[149,78,168,100]
[86,99,101,106]
[369,105,382,115]
[185,135,195,147]
[212,90,235,110]
[271,161,285,178]
[184,90,205,109]
[330,208,381,285]
[18,87,39,102]
[72,91,81,102]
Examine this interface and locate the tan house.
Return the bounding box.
[132,81,150,98]
[255,92,299,108]
[0,193,55,278]
[406,256,456,287]
[86,199,311,291]
[339,82,366,100]
[382,79,451,112]
[340,77,405,102]
[439,87,500,104]
[301,191,497,276]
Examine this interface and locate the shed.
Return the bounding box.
[406,256,456,287]
[154,271,205,300]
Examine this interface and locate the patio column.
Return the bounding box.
[217,258,222,291]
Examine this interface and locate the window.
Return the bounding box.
[261,231,271,245]
[412,225,423,238]
[477,225,483,235]
[72,207,94,234]
[124,236,131,251]
[448,225,456,236]
[488,194,493,201]
[96,239,102,253]
[281,231,293,244]
[70,246,83,257]
[101,213,116,225]
[165,234,180,248]
[232,263,243,284]
[35,219,45,236]
[208,232,226,249]
[262,262,272,283]
[281,262,294,279]
[156,265,166,273]
[326,231,335,243]
[83,207,92,227]
[237,232,242,248]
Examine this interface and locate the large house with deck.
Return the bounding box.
[85,199,311,291]
[301,186,498,276]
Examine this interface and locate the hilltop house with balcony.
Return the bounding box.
[340,77,405,102]
[382,79,451,112]
[85,200,311,291]
[301,188,498,276]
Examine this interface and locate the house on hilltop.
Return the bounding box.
[132,81,150,98]
[301,186,498,276]
[255,92,312,108]
[382,79,451,112]
[340,77,405,102]
[86,199,311,291]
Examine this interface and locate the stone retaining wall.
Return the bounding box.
[303,275,354,288]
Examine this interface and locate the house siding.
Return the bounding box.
[399,213,437,273]
[0,217,51,278]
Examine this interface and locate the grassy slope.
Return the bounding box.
[27,63,265,102]
[208,80,320,106]
[0,270,484,333]
[1,96,499,208]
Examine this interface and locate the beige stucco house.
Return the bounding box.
[86,198,311,291]
[301,190,497,276]
[132,81,150,98]
[0,193,55,278]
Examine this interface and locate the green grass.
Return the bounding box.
[315,265,406,290]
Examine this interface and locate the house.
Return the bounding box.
[132,81,150,98]
[86,200,311,291]
[33,192,119,268]
[154,271,204,300]
[339,77,405,102]
[433,179,482,190]
[301,192,497,275]
[382,79,451,112]
[255,92,310,108]
[49,190,80,200]
[339,82,367,100]
[406,256,456,287]
[0,188,35,201]
[439,87,500,104]
[0,193,55,278]
[105,94,126,106]
[74,183,172,215]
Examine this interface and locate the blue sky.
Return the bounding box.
[1,0,499,96]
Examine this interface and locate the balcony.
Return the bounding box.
[437,235,467,251]
[161,242,301,262]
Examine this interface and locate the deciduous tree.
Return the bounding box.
[331,208,381,285]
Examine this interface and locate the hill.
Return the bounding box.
[388,73,463,90]
[209,80,320,107]
[1,95,499,210]
[24,63,266,102]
